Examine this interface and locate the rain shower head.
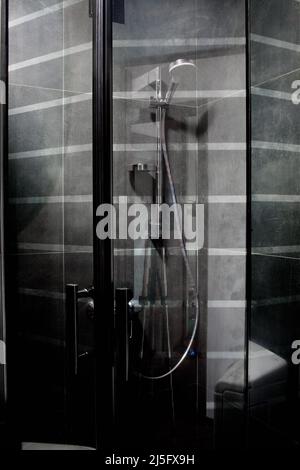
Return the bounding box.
[165,59,196,104]
[169,58,196,83]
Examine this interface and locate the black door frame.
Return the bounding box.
[93,0,115,451]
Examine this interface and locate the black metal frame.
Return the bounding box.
[92,0,114,451]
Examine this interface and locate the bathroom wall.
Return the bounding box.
[250,0,300,444]
[8,0,93,442]
[112,0,247,422]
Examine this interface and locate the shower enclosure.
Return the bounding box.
[0,0,300,451]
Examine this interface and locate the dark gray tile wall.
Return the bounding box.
[251,0,300,366]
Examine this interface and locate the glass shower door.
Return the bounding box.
[249,0,300,449]
[108,0,248,450]
[8,0,95,448]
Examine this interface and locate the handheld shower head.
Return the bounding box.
[165,58,196,104]
[169,58,196,83]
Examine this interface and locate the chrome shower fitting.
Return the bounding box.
[150,58,196,108]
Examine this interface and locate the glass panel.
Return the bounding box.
[250,0,300,448]
[8,0,95,447]
[112,0,247,450]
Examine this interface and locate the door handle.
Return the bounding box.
[65,284,94,440]
[65,284,94,377]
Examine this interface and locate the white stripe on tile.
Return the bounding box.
[9,0,84,28]
[114,90,246,100]
[0,80,6,105]
[113,38,246,48]
[9,144,92,160]
[9,195,92,204]
[208,248,246,256]
[114,142,246,152]
[10,194,246,205]
[9,93,92,115]
[9,42,92,72]
[18,243,93,253]
[0,341,5,365]
[208,195,246,203]
[17,286,246,312]
[208,300,246,308]
[17,245,243,258]
[19,288,64,300]
[252,140,300,153]
[9,38,244,72]
[252,194,300,202]
[253,246,300,255]
[115,247,245,257]
[251,33,300,53]
[253,295,300,307]
[207,351,244,359]
[9,142,245,159]
[252,87,292,101]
